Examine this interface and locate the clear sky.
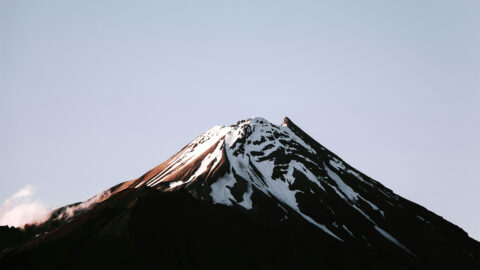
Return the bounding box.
[1,0,479,239]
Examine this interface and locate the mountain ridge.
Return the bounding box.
[1,116,479,270]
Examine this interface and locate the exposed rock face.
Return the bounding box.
[1,117,479,270]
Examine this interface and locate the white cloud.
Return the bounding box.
[0,185,51,228]
[10,185,34,200]
[3,185,34,207]
[56,189,110,220]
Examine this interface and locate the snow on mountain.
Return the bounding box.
[2,117,479,270]
[125,117,414,251]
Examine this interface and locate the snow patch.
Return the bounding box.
[281,125,316,154]
[210,172,236,206]
[343,225,355,237]
[169,181,183,189]
[264,175,299,210]
[325,164,359,201]
[301,213,343,242]
[237,184,254,210]
[145,126,231,187]
[184,141,224,184]
[287,161,325,191]
[329,159,369,184]
[359,196,385,217]
[374,226,416,256]
[329,159,346,171]
[352,205,375,224]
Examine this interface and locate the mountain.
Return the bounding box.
[1,117,479,269]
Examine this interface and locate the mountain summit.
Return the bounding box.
[1,117,479,269]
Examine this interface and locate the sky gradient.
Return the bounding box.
[1,1,479,239]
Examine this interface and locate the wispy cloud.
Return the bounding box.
[0,185,51,228]
[56,189,111,220]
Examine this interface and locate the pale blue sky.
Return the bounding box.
[1,0,479,239]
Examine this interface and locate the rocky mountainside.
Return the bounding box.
[1,117,479,270]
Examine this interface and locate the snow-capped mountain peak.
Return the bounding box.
[5,117,479,270]
[126,117,411,248]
